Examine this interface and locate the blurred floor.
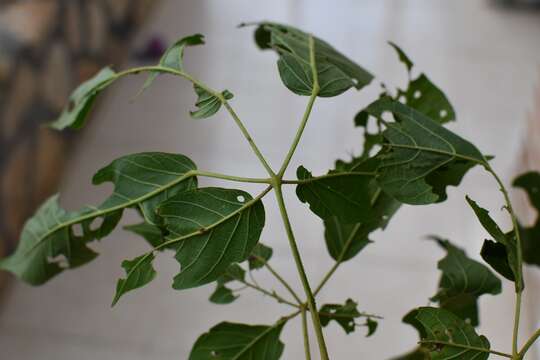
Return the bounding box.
[1,0,540,359]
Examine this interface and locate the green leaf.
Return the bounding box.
[388,41,414,73]
[190,85,233,119]
[408,307,491,360]
[324,185,400,262]
[252,22,373,97]
[124,222,166,249]
[0,196,120,285]
[209,264,246,305]
[189,321,285,360]
[388,43,455,124]
[0,152,197,285]
[142,34,205,91]
[159,187,265,290]
[296,165,376,223]
[430,237,501,326]
[465,196,521,290]
[398,74,456,125]
[319,299,376,336]
[248,243,273,270]
[50,67,117,130]
[365,98,484,204]
[513,171,540,267]
[112,253,157,306]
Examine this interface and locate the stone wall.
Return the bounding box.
[0,0,154,290]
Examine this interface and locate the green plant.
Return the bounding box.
[1,22,539,360]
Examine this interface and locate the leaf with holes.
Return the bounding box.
[514,171,540,267]
[158,187,265,290]
[50,67,117,130]
[296,165,376,223]
[364,98,484,204]
[252,22,373,97]
[189,321,285,360]
[466,196,521,290]
[407,307,491,360]
[430,237,501,326]
[388,43,455,124]
[0,152,197,285]
[112,253,157,306]
[209,264,246,304]
[248,243,273,270]
[319,299,377,336]
[190,85,233,119]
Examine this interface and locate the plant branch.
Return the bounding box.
[518,327,540,359]
[253,255,303,304]
[194,170,271,184]
[419,340,512,358]
[274,185,329,360]
[239,278,300,309]
[277,35,320,178]
[301,306,313,360]
[483,161,524,358]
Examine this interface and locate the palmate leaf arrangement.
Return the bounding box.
[1,22,540,360]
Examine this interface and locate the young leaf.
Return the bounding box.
[0,152,197,285]
[50,67,117,130]
[189,321,285,360]
[209,264,246,305]
[319,299,377,336]
[430,237,502,326]
[513,171,540,266]
[388,41,414,73]
[295,165,376,223]
[407,307,491,360]
[248,242,273,270]
[465,196,521,290]
[388,43,455,124]
[124,222,166,249]
[142,34,205,91]
[365,98,484,204]
[158,187,265,290]
[112,253,157,306]
[252,22,373,97]
[190,85,233,119]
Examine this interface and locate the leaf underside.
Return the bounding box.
[0,152,197,286]
[253,22,373,97]
[209,263,246,305]
[365,98,484,205]
[189,322,285,360]
[159,187,265,290]
[407,307,491,360]
[319,298,377,336]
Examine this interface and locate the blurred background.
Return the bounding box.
[1,0,540,359]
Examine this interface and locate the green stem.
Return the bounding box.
[239,278,300,309]
[518,327,540,359]
[194,170,271,184]
[483,162,524,358]
[277,37,319,178]
[419,340,512,358]
[253,255,303,304]
[274,185,330,360]
[301,306,313,360]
